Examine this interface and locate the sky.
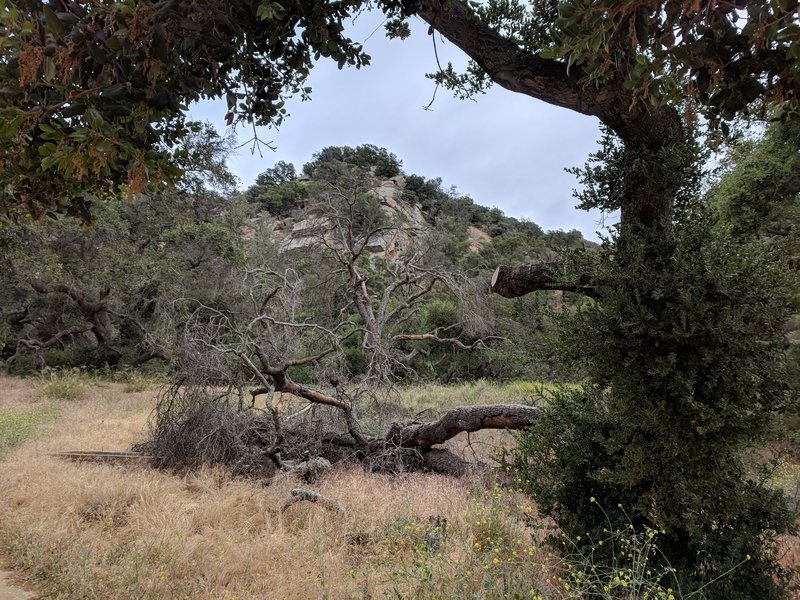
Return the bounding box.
[190,12,614,241]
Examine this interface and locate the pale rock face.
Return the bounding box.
[270,174,444,259]
[279,217,331,252]
[291,217,330,234]
[370,181,401,202]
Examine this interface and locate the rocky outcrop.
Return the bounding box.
[266,173,434,259]
[281,217,331,252]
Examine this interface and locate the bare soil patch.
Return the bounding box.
[0,552,37,600]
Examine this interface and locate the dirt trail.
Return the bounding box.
[0,555,37,600]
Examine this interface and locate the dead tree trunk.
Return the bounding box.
[389,404,541,476]
[387,404,541,448]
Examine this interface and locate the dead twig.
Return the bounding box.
[281,488,346,514]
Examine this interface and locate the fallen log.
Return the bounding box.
[282,488,346,514]
[387,404,541,449]
[52,451,153,464]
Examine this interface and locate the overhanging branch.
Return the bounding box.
[491,264,599,299]
[414,0,683,148]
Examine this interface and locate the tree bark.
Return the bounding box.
[491,264,598,298]
[387,404,540,448]
[421,448,471,477]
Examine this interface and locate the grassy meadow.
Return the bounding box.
[0,374,798,599]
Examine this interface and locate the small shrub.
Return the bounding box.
[38,370,87,401]
[113,371,160,393]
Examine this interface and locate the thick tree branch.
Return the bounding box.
[388,404,540,448]
[415,0,684,227]
[7,323,94,364]
[414,0,682,149]
[491,264,599,298]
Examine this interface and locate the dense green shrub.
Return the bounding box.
[511,214,799,598]
[245,180,308,215]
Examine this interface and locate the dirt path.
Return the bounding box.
[0,555,37,600]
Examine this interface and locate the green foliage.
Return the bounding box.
[303,144,402,178]
[0,187,245,370]
[0,0,370,219]
[162,220,245,265]
[549,500,757,599]
[708,119,800,241]
[424,300,459,330]
[39,370,88,401]
[470,229,547,269]
[0,406,59,455]
[569,126,705,220]
[512,214,799,598]
[341,334,368,377]
[2,0,797,221]
[245,161,308,215]
[543,2,799,125]
[1,141,564,381]
[255,160,297,186]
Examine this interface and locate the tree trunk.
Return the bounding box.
[387,404,540,448]
[421,448,471,477]
[491,264,598,298]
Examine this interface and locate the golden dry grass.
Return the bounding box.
[3,375,797,599]
[0,376,554,599]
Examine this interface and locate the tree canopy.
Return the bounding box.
[1,1,797,220]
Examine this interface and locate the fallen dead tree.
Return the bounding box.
[138,381,541,477]
[135,269,541,478]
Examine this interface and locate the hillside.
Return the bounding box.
[242,144,592,271]
[0,144,594,383]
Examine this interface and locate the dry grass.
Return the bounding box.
[3,375,797,599]
[0,376,556,599]
[395,379,560,415]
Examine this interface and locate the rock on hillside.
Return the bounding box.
[248,173,445,260]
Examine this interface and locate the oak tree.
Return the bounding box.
[2,1,798,597]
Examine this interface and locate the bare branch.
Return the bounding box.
[392,330,505,351]
[6,323,93,364]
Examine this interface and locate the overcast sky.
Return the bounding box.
[190,12,615,241]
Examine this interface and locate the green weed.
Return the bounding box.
[550,499,752,599]
[38,370,88,400]
[0,407,59,454]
